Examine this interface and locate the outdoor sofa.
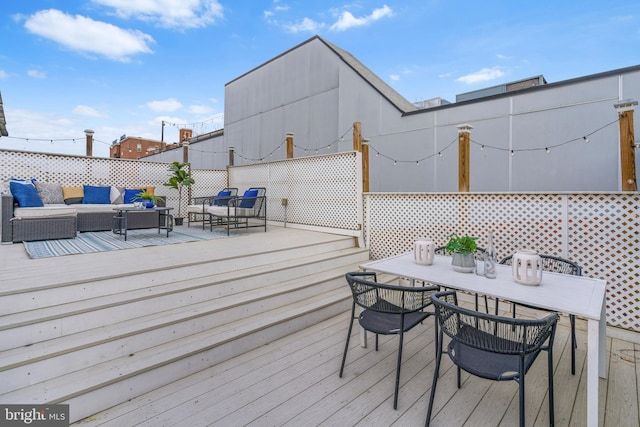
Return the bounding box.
[1,181,164,243]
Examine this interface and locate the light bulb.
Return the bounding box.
[546,147,550,154]
[584,136,589,143]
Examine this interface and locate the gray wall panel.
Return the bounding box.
[212,38,640,192]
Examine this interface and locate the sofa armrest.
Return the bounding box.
[2,194,16,243]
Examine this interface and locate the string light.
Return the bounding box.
[163,114,224,129]
[546,147,550,154]
[293,126,353,153]
[583,136,589,143]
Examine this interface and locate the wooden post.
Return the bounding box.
[84,129,94,157]
[182,140,189,165]
[457,124,473,192]
[353,122,362,152]
[286,132,294,159]
[228,146,235,166]
[362,138,370,192]
[615,99,638,191]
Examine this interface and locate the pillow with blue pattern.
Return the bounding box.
[10,179,44,207]
[83,185,111,204]
[239,189,259,208]
[214,190,232,206]
[123,188,144,204]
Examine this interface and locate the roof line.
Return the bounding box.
[404,63,640,116]
[225,35,417,114]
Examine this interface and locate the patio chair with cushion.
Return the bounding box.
[340,272,439,410]
[426,290,558,427]
[186,188,238,229]
[499,254,582,374]
[207,187,267,235]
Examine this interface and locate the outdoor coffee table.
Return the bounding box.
[112,206,174,241]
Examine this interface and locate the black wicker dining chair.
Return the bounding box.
[340,272,439,410]
[434,246,492,313]
[426,291,558,427]
[499,254,582,375]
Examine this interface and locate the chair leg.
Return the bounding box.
[426,331,443,427]
[518,357,526,427]
[393,330,405,410]
[570,314,576,375]
[339,307,356,378]
[548,343,555,426]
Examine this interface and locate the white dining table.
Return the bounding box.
[360,253,607,427]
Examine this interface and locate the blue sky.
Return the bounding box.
[1,0,638,158]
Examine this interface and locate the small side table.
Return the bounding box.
[112,207,174,241]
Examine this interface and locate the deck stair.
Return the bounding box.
[0,232,369,423]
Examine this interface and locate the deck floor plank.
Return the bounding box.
[73,307,639,427]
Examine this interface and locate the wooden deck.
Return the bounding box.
[2,227,639,426]
[74,302,640,426]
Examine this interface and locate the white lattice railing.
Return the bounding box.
[363,192,640,332]
[228,151,362,234]
[0,149,228,216]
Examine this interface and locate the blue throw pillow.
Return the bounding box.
[82,185,111,204]
[123,188,144,204]
[239,189,259,208]
[214,190,232,206]
[10,181,44,207]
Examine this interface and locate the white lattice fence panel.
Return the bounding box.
[364,193,565,260]
[229,152,361,231]
[568,193,640,330]
[364,192,640,332]
[1,150,228,216]
[190,169,228,198]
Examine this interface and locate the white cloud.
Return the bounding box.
[93,0,224,29]
[330,5,393,32]
[188,104,213,115]
[285,17,325,33]
[27,69,47,79]
[73,105,106,118]
[389,74,400,82]
[24,9,154,62]
[146,98,183,113]
[456,67,505,84]
[0,70,8,79]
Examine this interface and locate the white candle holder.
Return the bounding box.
[512,250,543,286]
[413,238,435,265]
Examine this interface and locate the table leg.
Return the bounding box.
[123,211,128,241]
[587,317,601,427]
[598,301,607,378]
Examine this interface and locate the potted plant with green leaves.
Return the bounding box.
[163,161,195,225]
[133,190,162,209]
[445,233,478,273]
